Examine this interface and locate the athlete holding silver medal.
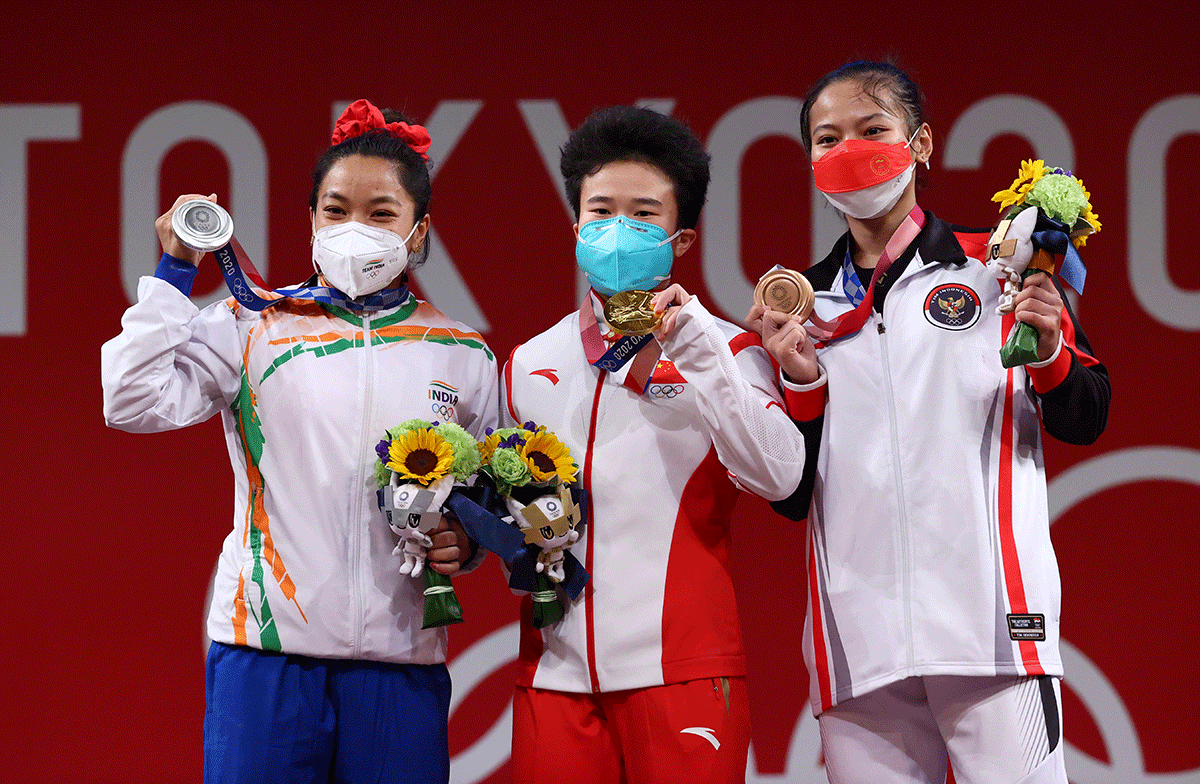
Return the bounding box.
[103,100,497,784]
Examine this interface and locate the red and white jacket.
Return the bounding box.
[503,293,806,694]
[775,213,1110,714]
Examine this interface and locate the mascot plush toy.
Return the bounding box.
[375,420,482,628]
[986,160,1100,367]
[504,481,582,585]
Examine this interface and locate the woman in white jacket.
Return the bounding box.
[748,63,1110,784]
[101,100,498,784]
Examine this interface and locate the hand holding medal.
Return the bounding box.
[746,266,821,384]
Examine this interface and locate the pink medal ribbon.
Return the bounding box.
[579,295,661,395]
[807,205,926,347]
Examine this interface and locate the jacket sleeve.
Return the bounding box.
[101,276,243,433]
[1024,280,1111,446]
[658,298,806,502]
[768,368,827,521]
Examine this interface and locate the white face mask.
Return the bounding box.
[312,221,419,299]
[820,163,915,220]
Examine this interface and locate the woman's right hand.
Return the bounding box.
[745,303,821,385]
[155,193,218,267]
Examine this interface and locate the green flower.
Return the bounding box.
[491,448,532,490]
[1026,173,1088,228]
[387,419,433,440]
[435,422,482,481]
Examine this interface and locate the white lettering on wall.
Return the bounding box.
[0,104,81,335]
[121,102,267,309]
[705,97,814,322]
[942,95,1075,171]
[1128,94,1200,331]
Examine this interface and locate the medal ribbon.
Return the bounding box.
[807,205,926,346]
[578,295,660,395]
[213,237,408,313]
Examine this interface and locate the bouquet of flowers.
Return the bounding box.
[476,422,587,629]
[987,159,1100,367]
[375,419,482,629]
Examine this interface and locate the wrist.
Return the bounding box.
[154,252,200,296]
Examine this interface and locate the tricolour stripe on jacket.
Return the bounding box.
[230,328,307,651]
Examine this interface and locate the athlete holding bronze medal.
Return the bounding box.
[749,62,1111,784]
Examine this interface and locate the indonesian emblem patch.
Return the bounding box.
[924,283,981,331]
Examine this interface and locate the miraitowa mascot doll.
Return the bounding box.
[986,160,1100,367]
[375,420,482,628]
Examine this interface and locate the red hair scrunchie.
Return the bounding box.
[331,99,431,161]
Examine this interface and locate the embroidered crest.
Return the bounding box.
[924,283,981,331]
[648,360,688,399]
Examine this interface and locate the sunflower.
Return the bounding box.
[1074,206,1102,248]
[386,428,454,485]
[992,159,1050,214]
[521,430,577,484]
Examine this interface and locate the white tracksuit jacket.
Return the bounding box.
[102,275,498,664]
[776,213,1110,714]
[503,293,806,694]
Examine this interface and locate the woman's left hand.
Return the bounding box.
[651,284,693,338]
[427,516,471,575]
[1012,272,1064,361]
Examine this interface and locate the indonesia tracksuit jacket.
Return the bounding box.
[774,212,1110,714]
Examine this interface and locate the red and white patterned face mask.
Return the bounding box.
[812,127,919,219]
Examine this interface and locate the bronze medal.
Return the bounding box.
[753,268,815,321]
[603,290,662,336]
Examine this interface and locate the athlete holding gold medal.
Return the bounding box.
[502,106,807,783]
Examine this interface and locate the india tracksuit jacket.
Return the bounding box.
[776,212,1110,714]
[503,293,807,694]
[102,275,498,665]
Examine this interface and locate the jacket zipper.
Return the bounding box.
[877,319,915,671]
[583,370,605,693]
[352,311,374,656]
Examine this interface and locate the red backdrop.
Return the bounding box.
[2,3,1197,782]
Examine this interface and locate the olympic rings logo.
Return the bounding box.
[650,384,685,399]
[431,403,456,420]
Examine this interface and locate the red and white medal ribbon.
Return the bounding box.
[807,206,926,347]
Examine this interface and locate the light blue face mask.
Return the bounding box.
[575,216,681,297]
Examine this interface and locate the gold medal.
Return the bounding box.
[753,267,815,320]
[603,290,662,336]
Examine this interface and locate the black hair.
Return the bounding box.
[560,106,710,231]
[799,60,926,157]
[309,106,433,267]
